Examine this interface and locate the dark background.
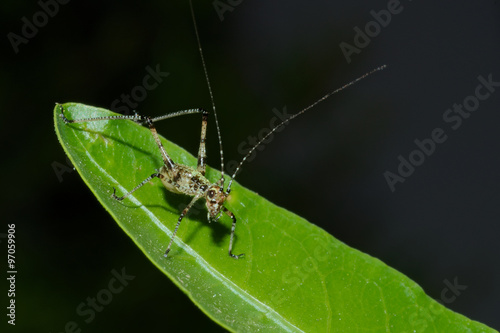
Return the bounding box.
[1,0,499,332]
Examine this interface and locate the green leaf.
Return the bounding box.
[54,103,497,333]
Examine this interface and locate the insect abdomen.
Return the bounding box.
[159,165,210,196]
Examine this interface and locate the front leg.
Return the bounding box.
[222,207,244,259]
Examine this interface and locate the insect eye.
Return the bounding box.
[207,190,215,198]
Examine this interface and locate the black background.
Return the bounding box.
[1,0,499,332]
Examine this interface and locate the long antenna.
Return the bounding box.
[226,65,387,193]
[189,0,226,184]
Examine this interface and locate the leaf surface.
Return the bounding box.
[54,103,497,333]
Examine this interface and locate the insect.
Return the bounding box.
[59,0,386,259]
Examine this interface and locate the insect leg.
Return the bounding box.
[164,196,201,258]
[112,173,160,201]
[136,109,208,172]
[58,104,141,124]
[149,108,203,123]
[144,107,210,175]
[223,207,244,259]
[142,116,177,170]
[196,109,209,175]
[59,103,203,124]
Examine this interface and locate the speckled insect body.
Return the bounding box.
[59,104,242,259]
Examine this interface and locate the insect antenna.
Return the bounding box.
[189,0,226,186]
[226,65,387,193]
